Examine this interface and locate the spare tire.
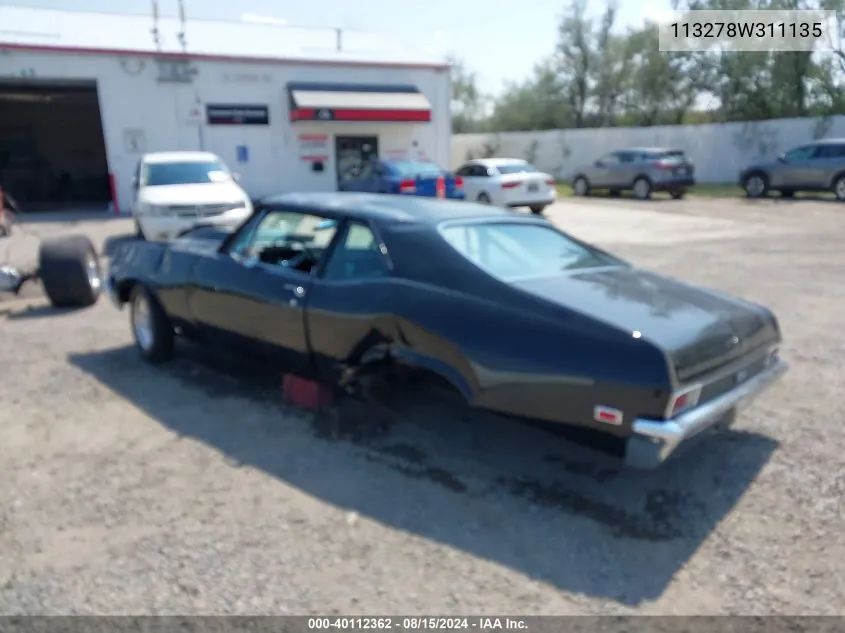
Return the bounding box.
[38,235,102,308]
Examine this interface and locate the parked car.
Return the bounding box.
[739,138,845,200]
[453,158,557,214]
[131,151,253,243]
[338,158,465,200]
[105,192,787,470]
[571,148,695,200]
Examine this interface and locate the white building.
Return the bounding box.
[0,6,451,213]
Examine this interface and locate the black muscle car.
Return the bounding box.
[105,192,788,469]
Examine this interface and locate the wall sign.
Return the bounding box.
[206,104,270,125]
[298,133,329,162]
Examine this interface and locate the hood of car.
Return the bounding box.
[139,181,247,206]
[512,266,780,380]
[741,159,779,174]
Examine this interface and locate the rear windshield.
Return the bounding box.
[646,150,686,162]
[387,161,443,177]
[142,161,231,186]
[439,222,619,282]
[496,162,539,175]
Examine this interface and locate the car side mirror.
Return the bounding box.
[777,153,786,163]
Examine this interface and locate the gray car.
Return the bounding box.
[739,138,845,200]
[571,147,696,200]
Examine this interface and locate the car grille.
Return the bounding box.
[167,203,238,217]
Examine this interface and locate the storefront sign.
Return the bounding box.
[298,133,329,162]
[206,104,270,125]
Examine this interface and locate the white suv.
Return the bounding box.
[132,151,253,242]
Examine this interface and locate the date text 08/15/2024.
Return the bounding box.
[307,618,527,631]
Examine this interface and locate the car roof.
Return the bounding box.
[142,151,222,164]
[620,147,684,154]
[470,158,529,166]
[259,192,520,226]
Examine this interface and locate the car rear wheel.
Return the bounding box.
[573,177,589,197]
[743,173,769,198]
[130,285,174,364]
[529,205,546,215]
[633,177,652,200]
[477,192,491,204]
[38,235,102,308]
[832,175,845,201]
[670,189,686,200]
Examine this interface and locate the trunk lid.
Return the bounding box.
[513,267,778,382]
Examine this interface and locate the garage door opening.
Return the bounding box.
[0,79,111,212]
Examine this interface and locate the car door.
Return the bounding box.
[806,143,845,190]
[455,164,477,199]
[303,220,396,384]
[589,152,623,188]
[187,207,340,375]
[775,144,819,189]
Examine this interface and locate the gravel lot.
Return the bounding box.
[0,196,843,615]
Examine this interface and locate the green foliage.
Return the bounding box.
[449,0,845,135]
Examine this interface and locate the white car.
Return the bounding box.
[132,151,253,242]
[454,158,557,214]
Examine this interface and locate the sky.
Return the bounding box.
[6,0,676,96]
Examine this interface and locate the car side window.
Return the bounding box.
[473,165,492,177]
[597,153,621,166]
[321,222,391,281]
[455,164,473,177]
[617,152,637,163]
[785,145,817,161]
[814,144,845,159]
[228,209,338,274]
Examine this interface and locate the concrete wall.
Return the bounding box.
[0,49,451,212]
[451,115,845,183]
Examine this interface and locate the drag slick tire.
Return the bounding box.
[38,235,102,308]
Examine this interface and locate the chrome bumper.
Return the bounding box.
[626,358,788,469]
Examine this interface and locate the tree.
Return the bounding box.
[448,56,486,133]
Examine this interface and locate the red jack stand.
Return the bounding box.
[282,373,334,411]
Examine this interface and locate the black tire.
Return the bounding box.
[670,189,686,200]
[632,177,652,200]
[129,285,174,363]
[573,176,590,197]
[529,205,546,215]
[38,235,102,308]
[477,192,491,204]
[832,174,845,201]
[743,172,769,198]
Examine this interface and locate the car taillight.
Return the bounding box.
[666,384,702,418]
[655,161,674,171]
[502,181,521,189]
[454,176,464,188]
[399,179,416,194]
[545,178,555,186]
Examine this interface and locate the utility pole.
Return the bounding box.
[176,0,188,53]
[150,0,161,51]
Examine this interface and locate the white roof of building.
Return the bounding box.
[0,6,447,69]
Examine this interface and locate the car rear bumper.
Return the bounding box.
[506,194,557,208]
[625,357,788,469]
[653,177,695,190]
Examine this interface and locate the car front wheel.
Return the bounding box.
[632,177,652,200]
[130,285,174,363]
[573,177,589,196]
[832,175,845,201]
[743,173,769,198]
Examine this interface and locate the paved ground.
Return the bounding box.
[0,196,843,615]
